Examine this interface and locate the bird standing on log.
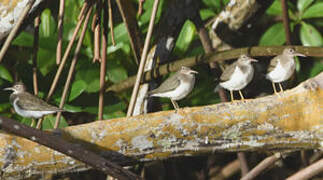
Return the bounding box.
[147,66,198,110]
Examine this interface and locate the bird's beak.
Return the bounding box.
[3,87,13,91]
[294,53,306,57]
[190,70,198,74]
[249,58,258,62]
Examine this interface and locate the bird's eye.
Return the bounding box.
[289,49,294,53]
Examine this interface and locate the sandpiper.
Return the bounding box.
[147,66,198,110]
[219,55,258,101]
[266,48,305,94]
[4,82,65,119]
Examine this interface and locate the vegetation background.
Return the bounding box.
[0,0,322,179]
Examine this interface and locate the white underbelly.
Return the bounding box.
[151,80,195,101]
[13,98,55,118]
[266,62,295,83]
[220,67,254,91]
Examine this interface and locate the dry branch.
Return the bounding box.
[0,73,322,178]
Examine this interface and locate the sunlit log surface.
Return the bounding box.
[0,0,43,40]
[0,72,322,179]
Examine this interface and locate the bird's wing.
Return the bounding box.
[148,73,181,94]
[220,62,237,82]
[267,55,281,73]
[17,93,63,111]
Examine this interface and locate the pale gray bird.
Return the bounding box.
[219,55,258,101]
[4,82,65,119]
[266,48,305,94]
[147,66,198,110]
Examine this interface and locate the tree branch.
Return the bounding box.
[0,72,322,178]
[106,46,323,92]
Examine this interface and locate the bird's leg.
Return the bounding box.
[238,90,245,101]
[171,99,180,111]
[230,90,234,102]
[36,118,43,129]
[272,82,278,95]
[278,83,284,93]
[31,118,36,127]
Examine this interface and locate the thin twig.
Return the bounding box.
[137,0,145,16]
[241,153,281,180]
[281,0,292,45]
[46,3,89,101]
[32,15,40,128]
[126,0,160,116]
[56,0,65,65]
[300,151,309,167]
[238,152,249,176]
[286,158,323,180]
[54,6,93,129]
[93,1,102,62]
[98,0,108,120]
[108,0,116,46]
[115,0,143,65]
[0,0,36,62]
[78,1,88,20]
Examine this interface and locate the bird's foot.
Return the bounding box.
[174,108,185,114]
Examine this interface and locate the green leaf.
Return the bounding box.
[12,31,33,47]
[300,22,323,46]
[302,2,323,19]
[200,9,216,20]
[63,104,83,112]
[84,102,126,115]
[107,60,128,83]
[69,80,87,101]
[42,115,68,129]
[174,21,196,55]
[297,0,314,12]
[37,48,56,76]
[0,65,13,82]
[40,9,56,37]
[0,103,11,111]
[259,23,285,46]
[75,60,100,93]
[310,61,323,77]
[266,0,281,15]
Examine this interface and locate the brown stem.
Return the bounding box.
[93,1,102,62]
[286,158,323,180]
[126,0,160,117]
[116,0,143,64]
[241,153,281,180]
[78,1,88,20]
[54,6,93,128]
[46,2,89,101]
[56,0,65,65]
[32,15,40,128]
[32,16,40,97]
[238,152,249,176]
[0,0,36,62]
[108,0,116,46]
[281,0,292,45]
[98,1,108,120]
